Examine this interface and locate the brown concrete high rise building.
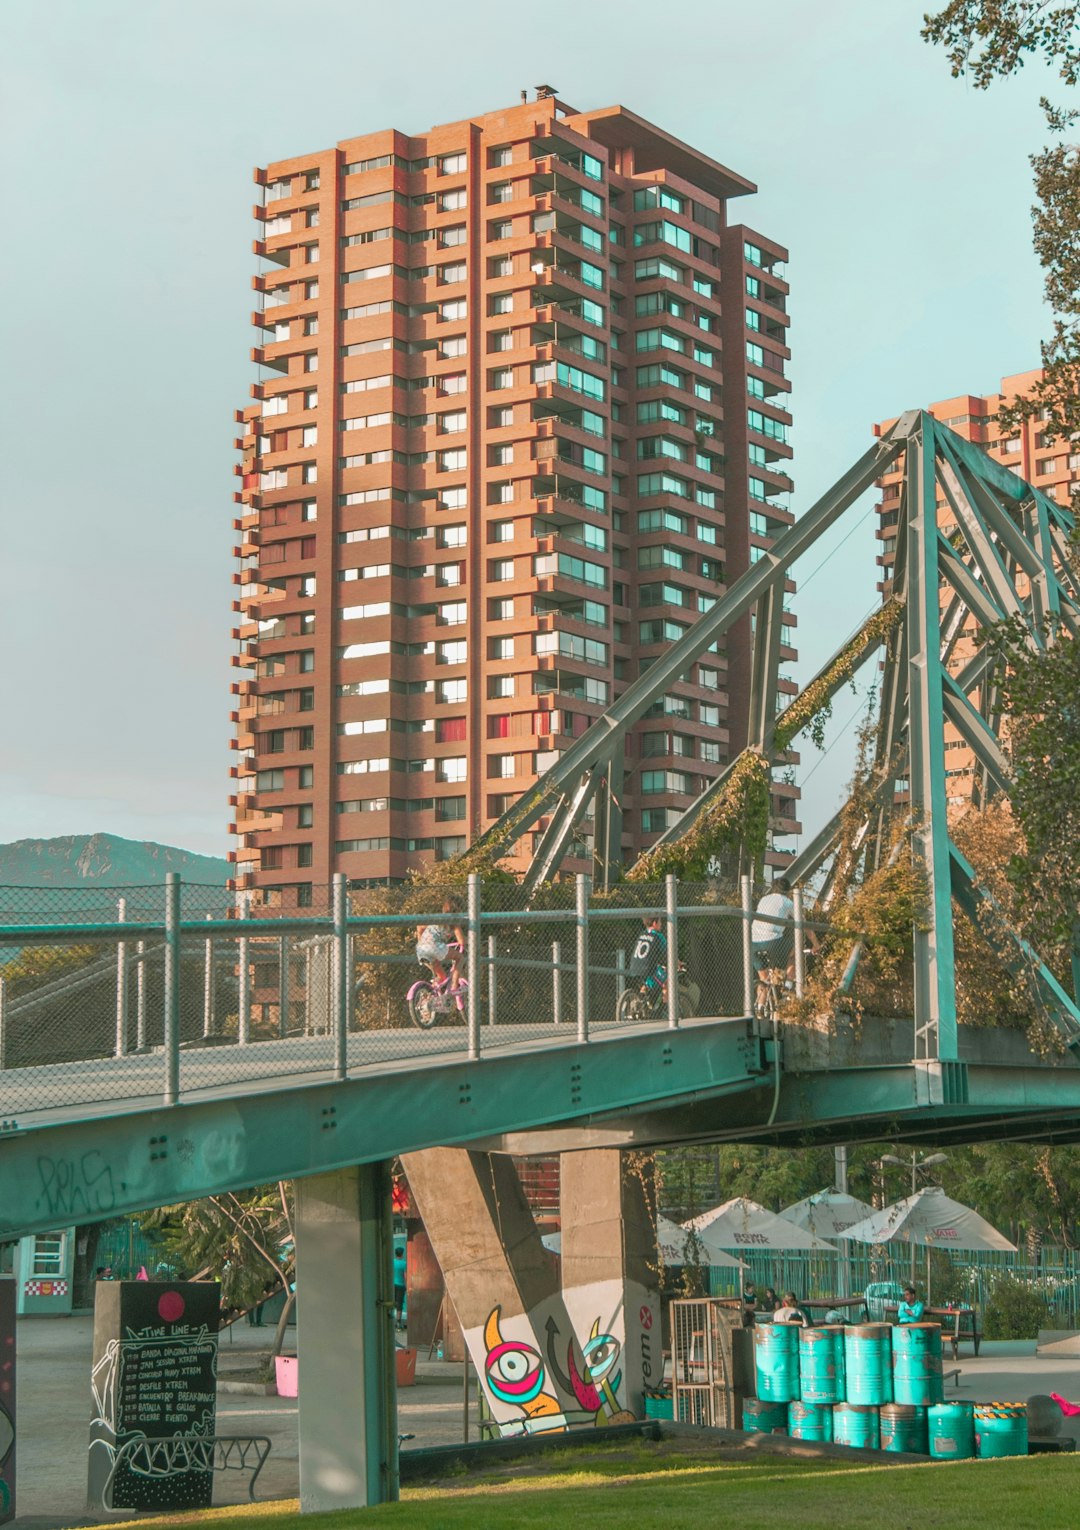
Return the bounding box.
[229,96,794,904]
[874,367,1078,810]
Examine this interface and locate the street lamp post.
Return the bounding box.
[881,1152,948,1286]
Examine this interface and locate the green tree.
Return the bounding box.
[923,2,1080,438]
[142,1183,295,1362]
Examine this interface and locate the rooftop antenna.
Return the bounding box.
[520,89,527,103]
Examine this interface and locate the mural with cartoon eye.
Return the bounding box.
[567,1321,634,1426]
[482,1307,566,1434]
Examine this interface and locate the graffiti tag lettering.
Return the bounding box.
[36,1152,117,1219]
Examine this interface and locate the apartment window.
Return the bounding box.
[490,519,514,541]
[305,244,320,263]
[489,180,513,203]
[304,353,319,372]
[490,329,513,352]
[490,218,514,240]
[439,189,467,211]
[490,292,513,315]
[437,639,467,664]
[439,409,467,433]
[489,145,512,167]
[298,804,314,827]
[490,444,514,466]
[302,463,317,483]
[437,757,467,782]
[440,153,467,174]
[1037,457,1058,475]
[490,367,514,391]
[440,225,466,247]
[302,500,317,521]
[440,261,467,283]
[257,769,285,791]
[438,523,467,547]
[441,335,467,358]
[489,255,513,278]
[436,562,462,586]
[490,636,514,659]
[439,448,467,471]
[490,405,514,427]
[489,596,513,620]
[493,755,516,778]
[438,678,467,704]
[490,558,515,581]
[440,299,467,321]
[438,601,467,625]
[440,487,467,510]
[301,425,318,447]
[489,675,514,697]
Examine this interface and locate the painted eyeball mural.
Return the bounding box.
[582,1329,620,1382]
[484,1337,545,1405]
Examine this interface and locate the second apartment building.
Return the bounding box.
[230,95,795,903]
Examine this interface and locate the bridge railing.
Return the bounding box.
[0,873,827,1119]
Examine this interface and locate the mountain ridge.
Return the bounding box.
[0,832,228,888]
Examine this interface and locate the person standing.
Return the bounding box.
[393,1240,408,1330]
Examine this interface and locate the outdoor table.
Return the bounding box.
[801,1296,867,1322]
[884,1304,981,1358]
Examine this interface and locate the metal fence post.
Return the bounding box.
[576,873,590,1044]
[333,873,348,1079]
[615,947,625,1008]
[467,874,481,1060]
[202,913,215,1039]
[115,896,128,1058]
[136,941,146,1051]
[279,933,290,1037]
[793,886,806,1000]
[741,874,755,1019]
[487,935,497,1027]
[665,874,680,1031]
[163,873,180,1106]
[238,931,251,1047]
[0,975,6,1073]
[552,940,562,1025]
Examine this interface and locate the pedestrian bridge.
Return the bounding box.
[3,877,1080,1241]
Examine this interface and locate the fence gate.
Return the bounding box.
[671,1297,751,1428]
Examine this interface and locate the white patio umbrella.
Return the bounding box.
[540,1218,744,1270]
[686,1197,838,1254]
[780,1190,875,1241]
[839,1185,1017,1301]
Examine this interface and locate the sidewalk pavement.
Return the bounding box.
[12,1315,480,1529]
[11,1319,1080,1528]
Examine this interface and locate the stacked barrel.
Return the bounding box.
[743,1322,1027,1459]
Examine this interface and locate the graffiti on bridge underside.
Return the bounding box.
[36,1151,117,1220]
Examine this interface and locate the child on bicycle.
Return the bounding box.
[415,899,466,1000]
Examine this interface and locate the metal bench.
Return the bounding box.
[101,1434,271,1511]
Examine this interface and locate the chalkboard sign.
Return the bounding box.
[0,1279,14,1524]
[87,1282,219,1512]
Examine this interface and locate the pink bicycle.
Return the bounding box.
[406,946,468,1029]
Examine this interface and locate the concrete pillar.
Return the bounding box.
[402,1148,588,1437]
[293,1164,396,1511]
[559,1150,661,1422]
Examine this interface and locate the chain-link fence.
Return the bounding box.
[0,874,828,1120]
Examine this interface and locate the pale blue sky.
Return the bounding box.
[0,0,1055,856]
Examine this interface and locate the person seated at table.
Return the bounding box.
[760,1286,779,1314]
[740,1299,758,1329]
[773,1292,808,1326]
[742,1281,757,1307]
[897,1285,926,1324]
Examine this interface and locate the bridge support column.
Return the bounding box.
[403,1148,596,1437]
[294,1163,396,1512]
[559,1149,661,1419]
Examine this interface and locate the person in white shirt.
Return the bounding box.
[751,876,795,1011]
[772,1292,808,1326]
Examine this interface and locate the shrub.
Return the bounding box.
[983,1275,1051,1339]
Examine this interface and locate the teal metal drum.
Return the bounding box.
[844,1324,893,1405]
[891,1323,945,1406]
[928,1401,975,1460]
[788,1400,834,1442]
[742,1397,789,1434]
[832,1402,881,1450]
[798,1325,846,1404]
[974,1405,1029,1458]
[754,1322,800,1403]
[879,1403,929,1454]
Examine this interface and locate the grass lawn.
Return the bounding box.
[91,1439,1080,1530]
